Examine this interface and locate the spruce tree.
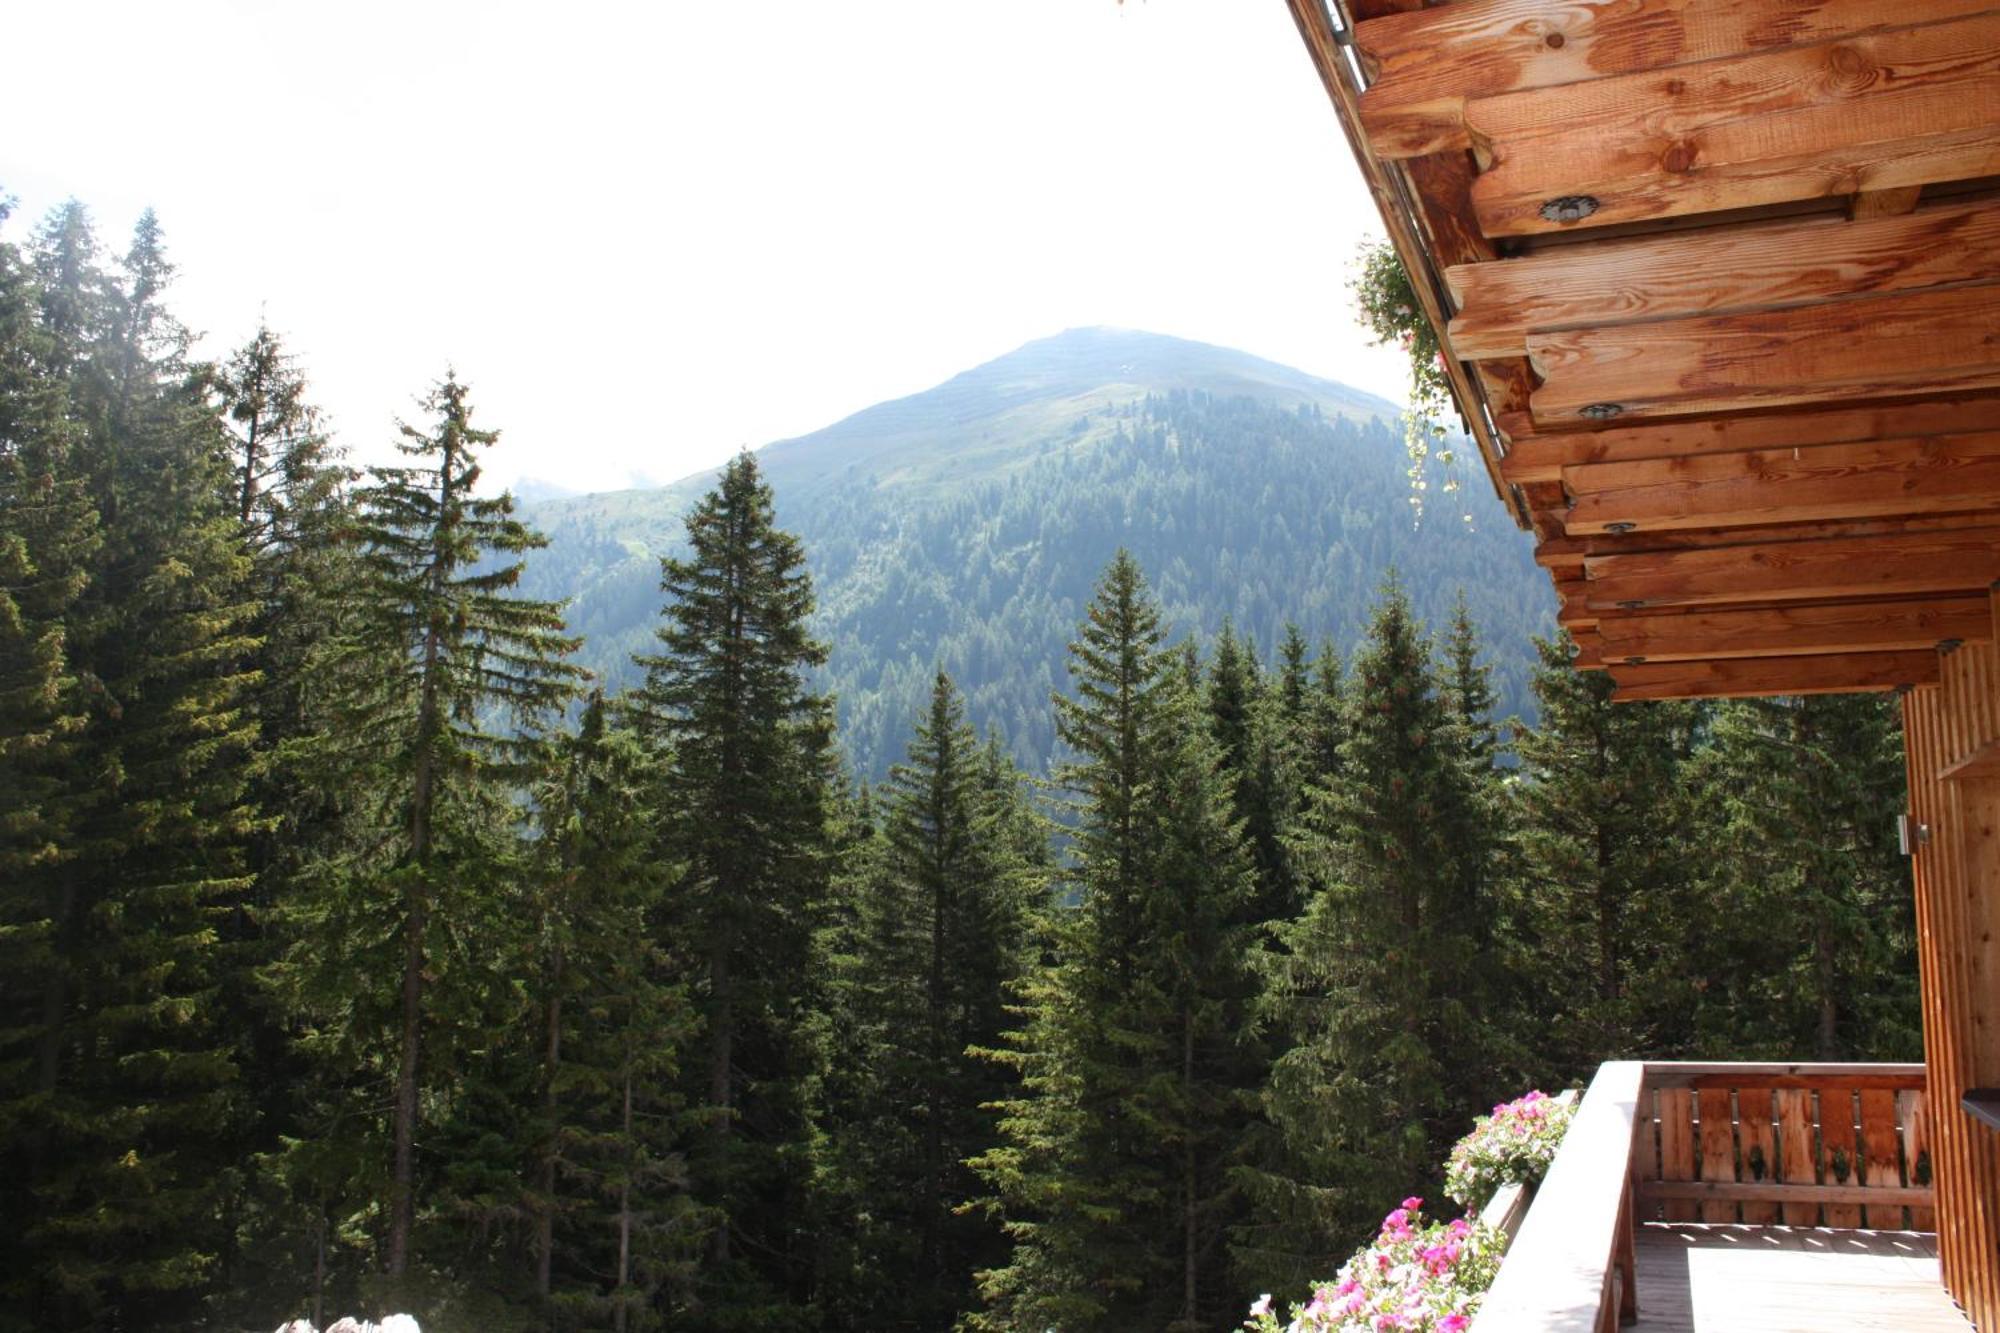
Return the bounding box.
[1209,624,1299,928]
[823,671,1040,1328]
[970,552,1260,1332]
[1510,633,1697,1074]
[5,207,263,1327]
[525,693,700,1331]
[629,451,834,1326]
[273,373,583,1302]
[1249,578,1495,1283]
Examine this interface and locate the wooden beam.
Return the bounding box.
[1564,431,2000,534]
[1636,1180,1935,1207]
[1610,651,1940,700]
[1583,527,2000,610]
[1499,396,2000,484]
[1354,0,2000,160]
[1448,199,2000,362]
[1531,285,2000,426]
[1595,596,1992,664]
[1851,184,1925,219]
[1466,15,2000,237]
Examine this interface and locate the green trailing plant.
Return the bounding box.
[1349,241,1463,521]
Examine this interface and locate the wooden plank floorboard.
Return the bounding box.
[1630,1224,1971,1331]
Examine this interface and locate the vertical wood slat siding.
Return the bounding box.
[1697,1088,1737,1223]
[1740,1089,1780,1226]
[1904,640,2000,1332]
[1904,1087,1937,1231]
[1821,1089,1863,1228]
[1658,1088,1698,1222]
[1861,1089,1907,1229]
[1775,1088,1819,1226]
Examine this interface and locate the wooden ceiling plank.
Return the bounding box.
[1355,0,2000,160]
[1530,285,2000,425]
[1596,596,1992,663]
[1609,651,1940,701]
[1466,15,2000,237]
[1498,397,2000,484]
[1564,432,2000,533]
[1448,199,2000,362]
[1582,527,2000,610]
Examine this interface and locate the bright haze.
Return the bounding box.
[0,1,1402,495]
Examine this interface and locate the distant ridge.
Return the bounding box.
[520,327,1550,777]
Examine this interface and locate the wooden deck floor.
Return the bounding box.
[1630,1223,1972,1332]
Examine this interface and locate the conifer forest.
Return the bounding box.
[0,202,1920,1332]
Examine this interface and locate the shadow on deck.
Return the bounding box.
[1630,1223,1970,1332]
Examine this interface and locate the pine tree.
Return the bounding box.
[272,373,583,1302]
[823,671,1041,1328]
[1683,693,1914,1060]
[1249,577,1496,1284]
[629,451,834,1326]
[1510,633,1697,1075]
[970,552,1260,1332]
[1209,624,1299,928]
[524,693,700,1331]
[4,207,264,1326]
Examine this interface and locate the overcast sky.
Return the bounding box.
[1,1,1401,495]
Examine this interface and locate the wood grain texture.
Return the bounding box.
[1594,596,1991,664]
[1531,284,2000,425]
[1583,527,2000,610]
[1820,1088,1863,1227]
[1448,199,2000,361]
[1860,1088,1906,1228]
[1658,1087,1698,1223]
[1608,650,1938,699]
[1737,1089,1781,1225]
[1498,396,2000,483]
[1900,1087,1935,1230]
[1774,1088,1819,1226]
[1467,14,2000,235]
[1697,1088,1738,1223]
[1355,0,2000,158]
[1564,431,2000,533]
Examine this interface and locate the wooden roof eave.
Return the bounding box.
[1284,0,1529,529]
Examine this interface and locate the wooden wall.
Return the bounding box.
[1903,617,2000,1331]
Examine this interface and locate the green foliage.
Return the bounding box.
[630,452,835,1328]
[1347,242,1460,517]
[969,553,1263,1332]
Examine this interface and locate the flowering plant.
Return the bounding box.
[1244,1199,1502,1333]
[1444,1089,1573,1211]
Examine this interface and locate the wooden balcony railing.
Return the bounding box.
[1471,1061,1932,1333]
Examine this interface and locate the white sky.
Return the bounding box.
[0,1,1404,495]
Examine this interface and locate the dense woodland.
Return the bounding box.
[0,201,1919,1333]
[515,335,1551,781]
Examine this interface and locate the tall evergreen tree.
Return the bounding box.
[1208,624,1299,929]
[1509,633,1697,1075]
[1683,693,1915,1060]
[272,373,583,1304]
[971,552,1260,1332]
[629,451,834,1327]
[1248,578,1496,1285]
[822,671,1041,1328]
[3,207,264,1327]
[525,693,700,1331]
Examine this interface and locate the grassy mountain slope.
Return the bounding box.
[519,328,1554,778]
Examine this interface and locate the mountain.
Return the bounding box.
[518,327,1556,778]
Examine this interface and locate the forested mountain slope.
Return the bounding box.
[520,328,1554,777]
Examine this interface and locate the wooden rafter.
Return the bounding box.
[1563,431,2000,534]
[1449,199,2000,362]
[1354,0,2000,160]
[1465,15,2000,237]
[1608,650,1941,700]
[1581,527,2000,611]
[1530,285,2000,425]
[1594,596,1992,664]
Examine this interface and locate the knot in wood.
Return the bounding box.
[1539,194,1599,223]
[1824,43,1878,92]
[1543,31,1566,49]
[1661,139,1700,174]
[1580,401,1624,420]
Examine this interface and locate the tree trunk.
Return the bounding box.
[538,951,564,1304]
[615,1061,634,1333]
